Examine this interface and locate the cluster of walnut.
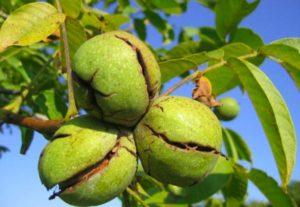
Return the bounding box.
[38,31,224,206]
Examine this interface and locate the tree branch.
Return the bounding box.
[0,88,20,95]
[1,110,62,136]
[161,52,258,96]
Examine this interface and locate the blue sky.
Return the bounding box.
[0,0,300,206]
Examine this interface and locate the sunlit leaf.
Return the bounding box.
[215,0,260,38]
[222,128,252,163]
[260,38,300,89]
[228,58,297,188]
[104,14,130,30]
[164,41,202,59]
[178,27,199,42]
[159,52,207,83]
[61,0,82,18]
[205,43,255,95]
[230,27,264,65]
[150,0,184,14]
[0,2,65,51]
[249,168,296,207]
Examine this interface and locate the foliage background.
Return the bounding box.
[0,0,299,206]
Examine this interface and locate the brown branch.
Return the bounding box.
[0,88,20,95]
[1,110,62,136]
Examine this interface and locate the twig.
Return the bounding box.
[0,89,20,95]
[161,52,258,96]
[0,109,62,136]
[56,0,78,120]
[126,188,149,207]
[0,11,8,19]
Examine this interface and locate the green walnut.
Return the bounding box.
[73,31,161,127]
[134,96,222,186]
[214,97,240,121]
[38,116,137,206]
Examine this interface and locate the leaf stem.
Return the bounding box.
[125,187,149,207]
[161,51,258,96]
[56,0,77,120]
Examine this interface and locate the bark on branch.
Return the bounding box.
[1,110,62,136]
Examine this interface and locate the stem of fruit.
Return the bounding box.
[161,51,258,96]
[126,187,149,207]
[56,0,78,120]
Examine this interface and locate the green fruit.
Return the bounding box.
[38,116,137,206]
[73,31,161,127]
[134,96,222,186]
[214,97,240,121]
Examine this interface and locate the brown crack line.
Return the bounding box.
[49,135,136,200]
[114,35,155,100]
[143,124,220,154]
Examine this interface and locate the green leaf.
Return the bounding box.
[150,0,183,14]
[230,28,264,50]
[260,39,300,89]
[222,128,252,163]
[104,14,130,30]
[61,0,82,18]
[0,46,22,63]
[272,38,300,51]
[6,56,31,83]
[80,10,102,30]
[215,0,260,38]
[230,28,264,65]
[204,43,255,95]
[0,2,65,51]
[228,58,297,188]
[144,9,174,43]
[222,165,248,206]
[249,168,296,207]
[134,18,146,40]
[61,17,87,64]
[117,0,129,11]
[164,41,202,59]
[205,65,239,95]
[145,156,234,204]
[159,52,207,83]
[199,27,224,49]
[178,27,199,42]
[197,0,216,9]
[34,89,67,120]
[20,126,34,154]
[222,129,239,162]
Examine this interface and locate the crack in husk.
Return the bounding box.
[49,132,136,200]
[114,35,155,99]
[143,124,220,154]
